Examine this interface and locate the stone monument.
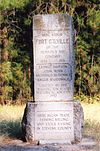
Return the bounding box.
[22,14,84,144]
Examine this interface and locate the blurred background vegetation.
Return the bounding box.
[0,0,100,105]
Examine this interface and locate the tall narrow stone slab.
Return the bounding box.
[22,14,84,144]
[33,14,75,102]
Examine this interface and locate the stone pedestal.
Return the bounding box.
[22,14,84,144]
[22,101,83,144]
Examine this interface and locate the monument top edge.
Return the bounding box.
[33,13,72,18]
[33,13,73,30]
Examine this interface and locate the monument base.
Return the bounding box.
[22,101,84,144]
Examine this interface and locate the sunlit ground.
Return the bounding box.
[82,103,100,141]
[0,105,25,143]
[0,103,100,143]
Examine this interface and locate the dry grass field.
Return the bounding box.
[82,103,100,142]
[0,103,100,143]
[0,105,25,143]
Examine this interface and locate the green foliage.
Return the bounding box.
[75,94,100,103]
[11,62,31,101]
[0,62,13,103]
[0,0,31,9]
[0,61,12,82]
[0,0,100,104]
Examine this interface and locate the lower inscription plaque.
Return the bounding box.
[34,102,74,143]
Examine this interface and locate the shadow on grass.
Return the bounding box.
[0,120,23,140]
[83,120,100,142]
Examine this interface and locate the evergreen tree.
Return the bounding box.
[0,0,100,104]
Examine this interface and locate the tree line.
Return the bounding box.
[0,0,100,104]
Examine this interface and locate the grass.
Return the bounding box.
[0,103,100,143]
[82,103,100,142]
[0,105,25,143]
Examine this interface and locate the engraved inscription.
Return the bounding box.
[34,102,74,141]
[36,63,72,81]
[35,101,74,140]
[34,30,70,64]
[33,16,74,101]
[36,111,72,132]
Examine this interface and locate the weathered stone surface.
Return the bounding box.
[33,14,75,102]
[22,100,84,144]
[22,102,35,143]
[22,14,84,145]
[73,101,84,142]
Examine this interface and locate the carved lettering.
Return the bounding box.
[36,111,73,132]
[34,28,74,101]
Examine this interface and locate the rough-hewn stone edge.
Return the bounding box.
[73,100,84,143]
[22,102,38,143]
